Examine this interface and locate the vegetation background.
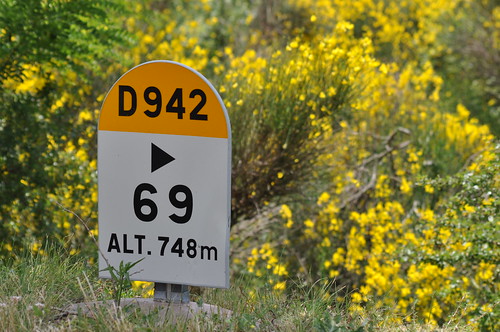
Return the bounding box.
[0,0,498,330]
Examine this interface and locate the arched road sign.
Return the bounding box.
[98,61,231,288]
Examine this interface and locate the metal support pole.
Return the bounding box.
[154,283,190,303]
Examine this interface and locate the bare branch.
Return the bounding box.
[53,200,112,271]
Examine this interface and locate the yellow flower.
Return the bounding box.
[142,34,154,45]
[481,304,493,313]
[456,103,470,119]
[400,177,412,194]
[351,292,363,303]
[332,248,345,265]
[78,109,92,122]
[401,287,411,297]
[32,242,41,252]
[329,270,339,278]
[273,281,286,291]
[280,204,292,219]
[463,204,476,213]
[424,184,434,194]
[317,192,330,205]
[273,264,288,276]
[321,237,331,247]
[360,285,371,296]
[475,262,495,281]
[482,197,494,205]
[132,281,154,298]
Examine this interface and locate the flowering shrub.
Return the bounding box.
[1,0,498,329]
[0,0,127,257]
[227,1,498,330]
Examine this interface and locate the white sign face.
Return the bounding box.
[98,61,231,288]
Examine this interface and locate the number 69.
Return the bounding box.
[133,183,193,224]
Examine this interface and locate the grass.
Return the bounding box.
[0,248,472,331]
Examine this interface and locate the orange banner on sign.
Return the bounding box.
[99,61,229,139]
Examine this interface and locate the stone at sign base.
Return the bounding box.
[67,298,232,323]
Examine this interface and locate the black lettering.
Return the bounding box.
[123,234,133,254]
[135,234,146,254]
[119,85,137,116]
[171,237,184,257]
[189,89,208,120]
[158,236,170,256]
[144,86,162,117]
[134,183,158,222]
[166,88,185,119]
[168,185,193,224]
[186,239,197,258]
[107,233,120,253]
[201,246,217,261]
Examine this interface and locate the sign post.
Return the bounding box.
[98,61,231,293]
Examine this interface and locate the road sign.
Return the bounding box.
[98,61,231,288]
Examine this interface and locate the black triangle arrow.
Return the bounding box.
[151,143,175,173]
